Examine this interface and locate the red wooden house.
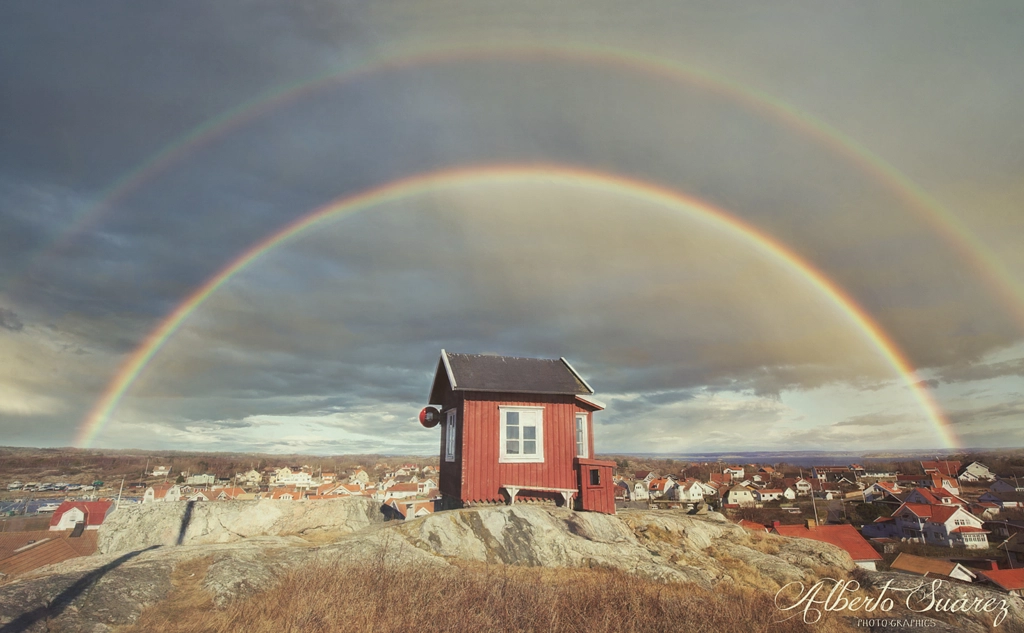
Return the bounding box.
[425,350,616,514]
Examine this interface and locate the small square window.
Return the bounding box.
[499,406,544,463]
[590,469,600,486]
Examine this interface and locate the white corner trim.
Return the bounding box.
[440,349,458,390]
[560,357,594,394]
[575,394,606,410]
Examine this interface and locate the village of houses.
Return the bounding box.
[3,455,1024,596]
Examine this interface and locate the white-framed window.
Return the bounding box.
[954,518,968,526]
[499,406,544,463]
[444,409,457,462]
[575,413,588,458]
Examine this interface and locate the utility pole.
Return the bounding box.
[116,477,125,510]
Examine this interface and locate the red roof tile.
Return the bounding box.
[49,501,112,528]
[387,483,419,493]
[978,568,1024,592]
[890,553,958,577]
[771,524,882,562]
[896,503,962,523]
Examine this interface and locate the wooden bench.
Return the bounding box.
[501,485,577,509]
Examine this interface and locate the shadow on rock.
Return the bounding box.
[0,545,160,633]
[177,500,196,546]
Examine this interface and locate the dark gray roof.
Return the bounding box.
[985,491,1024,502]
[429,351,593,402]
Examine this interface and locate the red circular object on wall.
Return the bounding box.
[419,406,441,428]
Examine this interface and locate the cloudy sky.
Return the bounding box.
[1,1,1022,455]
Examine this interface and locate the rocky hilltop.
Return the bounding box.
[0,499,1021,632]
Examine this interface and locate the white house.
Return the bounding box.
[863,502,990,549]
[784,478,814,497]
[417,478,438,495]
[958,462,997,482]
[723,467,745,481]
[632,481,650,501]
[723,485,756,507]
[678,479,715,503]
[753,489,785,503]
[151,466,170,478]
[271,468,314,489]
[143,483,182,503]
[185,473,216,486]
[235,469,262,485]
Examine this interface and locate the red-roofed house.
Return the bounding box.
[771,521,882,570]
[49,501,113,531]
[737,519,768,532]
[862,502,990,549]
[904,487,966,507]
[387,500,437,521]
[864,481,902,503]
[647,477,676,499]
[926,475,960,495]
[214,487,248,501]
[753,489,792,503]
[889,553,977,583]
[977,568,1024,596]
[384,482,420,501]
[922,460,961,478]
[425,351,615,513]
[143,483,182,504]
[709,473,730,486]
[268,487,302,501]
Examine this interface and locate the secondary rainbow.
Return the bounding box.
[75,164,959,449]
[15,41,1023,329]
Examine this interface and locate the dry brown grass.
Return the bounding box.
[119,554,856,633]
[746,531,781,555]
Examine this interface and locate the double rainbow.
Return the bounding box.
[75,165,959,449]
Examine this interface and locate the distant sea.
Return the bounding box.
[615,449,960,468]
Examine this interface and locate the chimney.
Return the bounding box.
[806,518,817,529]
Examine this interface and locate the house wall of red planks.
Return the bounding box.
[433,384,612,512]
[460,391,585,503]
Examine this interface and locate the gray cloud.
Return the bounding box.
[0,307,23,331]
[939,359,1024,384]
[833,414,909,428]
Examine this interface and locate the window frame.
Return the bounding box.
[444,408,457,463]
[575,412,589,459]
[498,405,545,463]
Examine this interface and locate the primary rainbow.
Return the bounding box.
[75,164,959,450]
[15,41,1024,330]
